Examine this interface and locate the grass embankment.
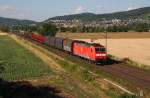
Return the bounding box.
[0,36,52,81]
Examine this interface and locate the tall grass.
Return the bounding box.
[0,36,52,81]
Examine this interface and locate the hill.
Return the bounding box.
[47,7,150,21]
[0,17,36,26]
[49,12,98,21]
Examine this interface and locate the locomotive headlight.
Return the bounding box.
[96,54,100,56]
[101,54,106,56]
[96,54,106,56]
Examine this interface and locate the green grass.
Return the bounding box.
[0,36,52,81]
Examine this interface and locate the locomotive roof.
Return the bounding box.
[91,43,104,47]
[74,40,104,47]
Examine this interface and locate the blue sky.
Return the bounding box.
[0,0,150,21]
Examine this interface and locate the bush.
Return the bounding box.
[0,26,10,32]
[132,23,149,32]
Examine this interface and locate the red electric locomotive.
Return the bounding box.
[72,41,107,63]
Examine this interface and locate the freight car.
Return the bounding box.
[54,37,65,50]
[29,33,107,64]
[63,38,74,53]
[31,33,46,43]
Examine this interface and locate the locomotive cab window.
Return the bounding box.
[95,48,106,52]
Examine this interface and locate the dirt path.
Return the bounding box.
[0,32,7,36]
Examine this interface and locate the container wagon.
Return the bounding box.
[49,36,56,47]
[31,33,46,43]
[54,37,64,50]
[63,39,74,53]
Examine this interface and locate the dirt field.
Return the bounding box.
[56,32,150,39]
[57,32,150,66]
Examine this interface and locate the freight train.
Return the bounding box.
[17,32,107,64]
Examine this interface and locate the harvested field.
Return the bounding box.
[56,32,150,39]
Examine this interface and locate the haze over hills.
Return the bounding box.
[0,17,36,26]
[48,7,150,22]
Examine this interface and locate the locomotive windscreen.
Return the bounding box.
[95,48,106,52]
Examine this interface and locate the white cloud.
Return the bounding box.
[74,5,84,14]
[0,5,16,12]
[127,6,138,11]
[0,5,31,20]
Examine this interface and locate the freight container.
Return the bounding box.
[63,39,74,53]
[44,36,50,45]
[49,36,56,47]
[25,32,32,38]
[54,37,64,50]
[31,33,46,43]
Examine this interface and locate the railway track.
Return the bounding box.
[99,64,150,90]
[23,36,150,92]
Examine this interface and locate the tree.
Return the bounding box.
[71,27,77,32]
[133,23,149,32]
[39,23,58,36]
[60,27,67,32]
[0,26,10,32]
